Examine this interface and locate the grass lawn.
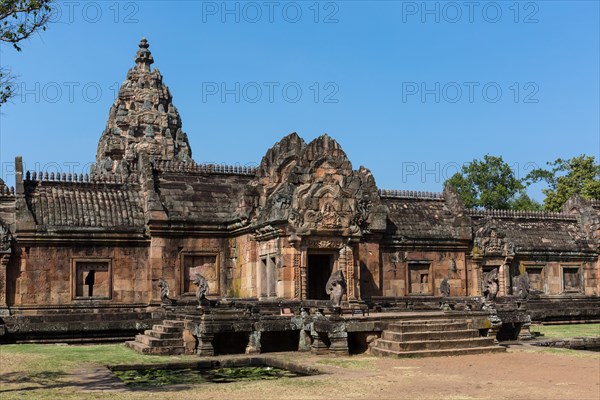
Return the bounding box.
[532,323,600,339]
[0,343,186,370]
[0,343,197,400]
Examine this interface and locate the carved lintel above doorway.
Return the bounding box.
[305,238,345,250]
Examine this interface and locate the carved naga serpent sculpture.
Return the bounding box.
[326,269,347,308]
[193,273,209,306]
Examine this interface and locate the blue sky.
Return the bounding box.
[1,0,598,199]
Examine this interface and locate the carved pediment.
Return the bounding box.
[254,134,388,237]
[474,224,515,256]
[256,133,306,200]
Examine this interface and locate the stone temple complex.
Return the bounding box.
[0,39,598,355]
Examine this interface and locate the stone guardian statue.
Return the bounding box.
[483,268,499,301]
[440,277,450,297]
[513,272,530,300]
[326,269,347,308]
[193,273,210,307]
[157,278,173,305]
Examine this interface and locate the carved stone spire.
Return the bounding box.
[95,38,192,175]
[135,37,154,72]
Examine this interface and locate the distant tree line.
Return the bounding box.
[445,154,600,212]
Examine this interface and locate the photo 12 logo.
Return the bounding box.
[1,161,95,185]
[400,161,540,184]
[401,1,539,23]
[201,81,340,104]
[17,81,124,104]
[401,82,540,104]
[47,1,140,24]
[200,1,340,23]
[0,161,260,186]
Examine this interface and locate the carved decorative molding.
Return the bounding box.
[293,251,301,299]
[253,225,282,241]
[306,239,344,249]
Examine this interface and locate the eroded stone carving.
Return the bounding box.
[483,268,499,301]
[513,272,530,300]
[0,223,12,253]
[326,269,346,307]
[193,273,209,307]
[321,202,342,229]
[253,225,281,240]
[474,223,518,258]
[157,278,172,305]
[484,229,503,254]
[449,258,457,273]
[306,239,344,249]
[256,132,306,199]
[354,198,371,228]
[440,278,450,297]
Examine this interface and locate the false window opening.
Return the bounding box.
[182,254,219,296]
[563,267,581,292]
[527,267,544,293]
[74,261,110,299]
[409,263,431,294]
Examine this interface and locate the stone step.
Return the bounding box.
[387,321,469,333]
[154,324,182,334]
[382,329,478,342]
[374,337,496,352]
[163,320,185,328]
[144,330,181,340]
[135,334,184,348]
[370,345,506,358]
[125,340,185,356]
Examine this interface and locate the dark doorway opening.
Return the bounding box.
[260,331,300,353]
[347,332,373,354]
[308,254,333,300]
[213,332,249,355]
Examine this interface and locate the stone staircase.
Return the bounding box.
[125,320,185,355]
[370,319,506,358]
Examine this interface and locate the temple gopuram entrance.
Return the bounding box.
[307,253,334,300]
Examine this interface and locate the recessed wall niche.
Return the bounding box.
[72,259,111,300]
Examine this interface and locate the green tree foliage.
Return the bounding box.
[525,155,600,211]
[446,155,541,210]
[1,0,52,50]
[511,191,543,211]
[0,0,53,106]
[0,66,15,104]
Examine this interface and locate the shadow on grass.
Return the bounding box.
[0,368,221,394]
[0,370,71,393]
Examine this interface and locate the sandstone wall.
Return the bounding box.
[379,249,467,297]
[9,243,149,306]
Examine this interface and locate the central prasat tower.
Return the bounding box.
[95,38,192,175]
